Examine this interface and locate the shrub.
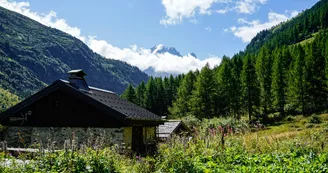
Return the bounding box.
[306,123,314,128]
[285,116,295,122]
[309,114,322,124]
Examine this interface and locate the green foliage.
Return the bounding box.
[1,116,328,172]
[169,71,196,118]
[121,84,137,104]
[246,0,328,53]
[309,114,322,124]
[191,63,218,119]
[271,46,291,115]
[0,87,20,112]
[241,55,260,121]
[256,46,273,115]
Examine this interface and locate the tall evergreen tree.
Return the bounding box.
[230,56,243,119]
[191,63,218,119]
[145,77,157,113]
[155,77,166,116]
[304,39,327,113]
[217,56,232,116]
[288,45,307,115]
[121,84,137,104]
[271,47,291,116]
[241,55,260,121]
[169,71,196,118]
[135,81,146,107]
[256,46,273,116]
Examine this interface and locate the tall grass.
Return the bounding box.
[0,115,328,172]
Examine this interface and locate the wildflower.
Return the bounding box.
[86,165,92,171]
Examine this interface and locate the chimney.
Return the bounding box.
[67,69,89,91]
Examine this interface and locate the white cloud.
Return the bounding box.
[0,0,85,42]
[205,26,212,32]
[216,8,231,14]
[0,0,221,74]
[226,11,299,43]
[160,0,231,26]
[235,0,267,14]
[88,38,221,73]
[160,0,268,25]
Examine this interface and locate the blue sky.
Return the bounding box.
[0,0,320,74]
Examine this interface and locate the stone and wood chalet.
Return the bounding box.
[0,70,164,153]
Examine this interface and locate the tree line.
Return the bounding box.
[122,31,328,122]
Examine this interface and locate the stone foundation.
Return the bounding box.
[4,127,124,149]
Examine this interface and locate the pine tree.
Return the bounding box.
[121,84,137,104]
[271,47,291,116]
[145,77,157,113]
[304,39,327,113]
[155,77,166,116]
[135,81,146,107]
[256,46,273,116]
[191,63,218,119]
[217,56,232,116]
[288,45,307,114]
[169,71,196,118]
[241,55,260,121]
[230,56,243,119]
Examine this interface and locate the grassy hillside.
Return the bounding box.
[0,6,148,97]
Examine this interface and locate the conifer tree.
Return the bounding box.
[169,71,196,118]
[288,45,306,114]
[256,46,273,116]
[145,77,157,113]
[304,39,327,113]
[135,81,146,107]
[241,55,260,121]
[217,56,232,116]
[191,63,218,119]
[230,56,243,118]
[271,47,291,116]
[155,77,166,116]
[121,84,137,104]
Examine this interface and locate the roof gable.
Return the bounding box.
[0,80,162,125]
[158,120,190,138]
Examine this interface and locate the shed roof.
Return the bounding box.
[158,120,190,138]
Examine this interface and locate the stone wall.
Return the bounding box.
[4,126,124,149]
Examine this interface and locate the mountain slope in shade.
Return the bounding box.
[0,6,149,97]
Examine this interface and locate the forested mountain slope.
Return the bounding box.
[246,0,328,53]
[122,0,328,122]
[0,6,148,98]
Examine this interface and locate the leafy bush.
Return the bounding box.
[309,114,322,124]
[285,115,295,122]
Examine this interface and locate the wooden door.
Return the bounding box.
[132,126,143,152]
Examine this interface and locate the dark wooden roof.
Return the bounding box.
[0,79,163,125]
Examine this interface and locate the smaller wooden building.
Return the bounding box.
[0,70,164,152]
[157,120,190,140]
